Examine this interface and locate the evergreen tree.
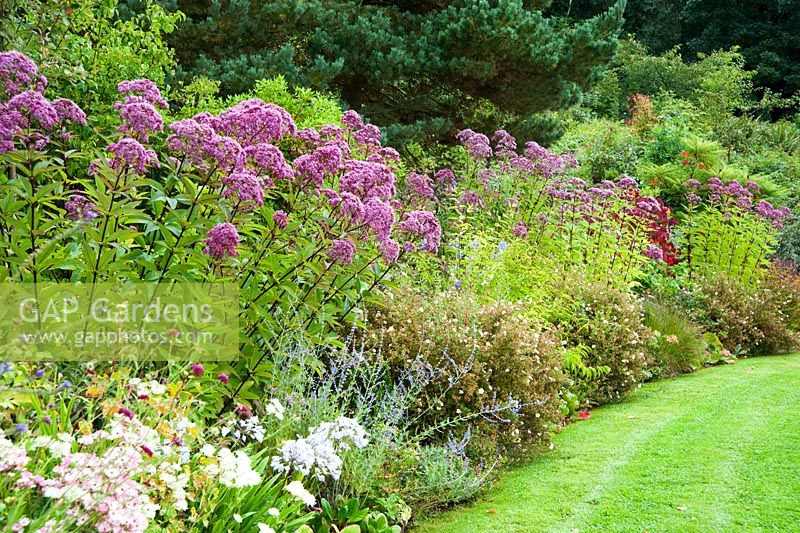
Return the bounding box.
[168,0,625,145]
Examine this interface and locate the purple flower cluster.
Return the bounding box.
[397,211,442,253]
[65,194,99,222]
[524,141,578,178]
[492,130,517,156]
[685,177,792,228]
[513,221,528,238]
[204,222,240,261]
[166,119,245,173]
[456,129,492,159]
[755,200,792,228]
[115,100,163,142]
[459,189,484,207]
[0,53,83,152]
[117,79,169,109]
[216,99,297,145]
[406,172,435,200]
[245,143,293,182]
[328,238,356,264]
[363,198,395,242]
[0,51,41,96]
[340,159,396,201]
[106,138,159,175]
[7,91,59,130]
[222,169,265,210]
[379,238,400,264]
[644,244,664,261]
[51,99,87,127]
[273,210,288,229]
[434,168,458,191]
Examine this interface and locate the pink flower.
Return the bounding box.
[513,221,528,238]
[341,110,365,131]
[222,169,265,210]
[0,51,40,96]
[107,138,158,174]
[8,90,58,129]
[329,239,356,264]
[379,238,400,264]
[204,223,240,261]
[397,210,442,253]
[65,194,99,221]
[363,198,395,242]
[456,129,492,159]
[218,373,230,383]
[406,172,435,200]
[117,79,168,109]
[51,98,87,126]
[115,100,163,142]
[216,99,296,146]
[245,143,293,181]
[434,168,457,190]
[191,363,205,376]
[273,210,288,229]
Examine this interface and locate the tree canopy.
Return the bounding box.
[168,0,625,145]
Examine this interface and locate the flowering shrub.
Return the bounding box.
[550,278,653,405]
[695,274,799,356]
[366,287,565,461]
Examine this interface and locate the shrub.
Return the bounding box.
[643,300,709,375]
[366,287,565,462]
[694,274,799,356]
[549,278,653,405]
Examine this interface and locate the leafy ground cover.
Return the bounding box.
[417,354,800,532]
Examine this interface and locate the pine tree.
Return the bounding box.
[168,0,625,145]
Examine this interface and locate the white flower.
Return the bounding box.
[271,416,369,481]
[200,444,216,457]
[271,437,315,477]
[233,514,242,523]
[213,448,261,488]
[257,524,276,533]
[268,508,280,517]
[265,398,285,420]
[285,480,316,506]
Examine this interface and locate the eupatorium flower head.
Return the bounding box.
[204,223,240,261]
[328,239,356,264]
[397,210,442,253]
[107,138,158,174]
[222,169,264,210]
[245,143,293,181]
[117,79,168,109]
[0,51,40,96]
[216,99,296,146]
[8,91,58,130]
[65,194,99,221]
[116,100,163,142]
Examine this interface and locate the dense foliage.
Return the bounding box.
[166,0,625,145]
[1,0,800,531]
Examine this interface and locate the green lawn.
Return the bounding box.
[416,354,800,532]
